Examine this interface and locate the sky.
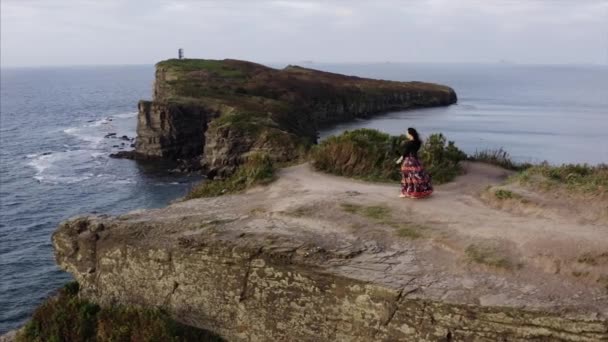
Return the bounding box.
[1,0,608,67]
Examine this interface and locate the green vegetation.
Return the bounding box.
[512,163,608,198]
[420,133,468,184]
[310,129,466,184]
[465,244,517,270]
[157,59,245,78]
[469,148,530,171]
[571,270,590,278]
[395,224,424,239]
[577,252,608,266]
[284,206,315,217]
[340,203,391,221]
[340,202,425,239]
[494,189,520,200]
[17,282,222,342]
[186,153,276,199]
[598,275,608,292]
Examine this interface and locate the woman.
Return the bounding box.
[396,128,433,198]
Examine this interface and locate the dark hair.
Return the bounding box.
[407,127,420,141]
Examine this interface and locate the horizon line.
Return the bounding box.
[2,60,608,70]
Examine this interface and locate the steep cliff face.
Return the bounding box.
[51,163,608,341]
[131,59,457,176]
[134,100,218,160]
[53,216,607,342]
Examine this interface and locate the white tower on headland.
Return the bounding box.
[178,48,184,60]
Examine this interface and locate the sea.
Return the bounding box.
[1,63,607,333]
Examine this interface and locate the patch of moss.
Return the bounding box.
[395,223,423,239]
[340,203,362,214]
[17,282,223,342]
[577,252,608,266]
[186,153,276,199]
[361,205,392,220]
[340,202,425,239]
[465,244,515,270]
[311,129,466,184]
[494,189,519,200]
[598,275,608,292]
[285,206,316,218]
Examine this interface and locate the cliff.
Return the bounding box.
[128,59,457,176]
[52,163,608,341]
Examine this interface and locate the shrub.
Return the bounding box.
[186,153,276,199]
[17,282,223,342]
[310,129,466,184]
[469,148,530,171]
[420,133,467,184]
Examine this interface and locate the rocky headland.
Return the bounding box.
[11,60,608,341]
[113,59,457,177]
[48,162,608,341]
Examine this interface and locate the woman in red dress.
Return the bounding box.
[396,128,433,199]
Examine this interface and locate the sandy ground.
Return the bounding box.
[119,162,608,317]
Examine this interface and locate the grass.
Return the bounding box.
[465,244,515,270]
[157,59,246,78]
[186,153,276,199]
[395,224,424,239]
[494,189,521,200]
[361,205,392,220]
[17,282,223,342]
[340,202,424,239]
[285,206,315,217]
[340,203,391,221]
[311,129,466,185]
[511,163,608,198]
[469,148,530,171]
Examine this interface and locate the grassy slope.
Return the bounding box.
[16,282,223,342]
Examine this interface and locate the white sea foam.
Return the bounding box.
[28,112,138,184]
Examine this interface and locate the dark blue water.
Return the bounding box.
[0,66,202,333]
[1,63,607,334]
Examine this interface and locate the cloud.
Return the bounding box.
[1,0,607,67]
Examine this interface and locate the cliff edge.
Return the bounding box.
[53,163,608,341]
[125,59,457,176]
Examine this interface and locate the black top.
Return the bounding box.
[402,140,421,158]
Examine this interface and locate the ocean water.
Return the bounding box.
[0,63,606,334]
[316,63,608,164]
[0,66,203,333]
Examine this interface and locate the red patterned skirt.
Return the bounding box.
[401,156,433,198]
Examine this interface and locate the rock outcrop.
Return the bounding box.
[128,59,457,176]
[52,163,608,341]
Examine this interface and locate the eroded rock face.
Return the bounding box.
[53,214,608,342]
[134,100,219,160]
[130,59,457,175]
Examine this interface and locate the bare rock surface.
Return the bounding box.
[53,162,608,341]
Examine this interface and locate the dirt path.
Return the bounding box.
[123,162,608,316]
